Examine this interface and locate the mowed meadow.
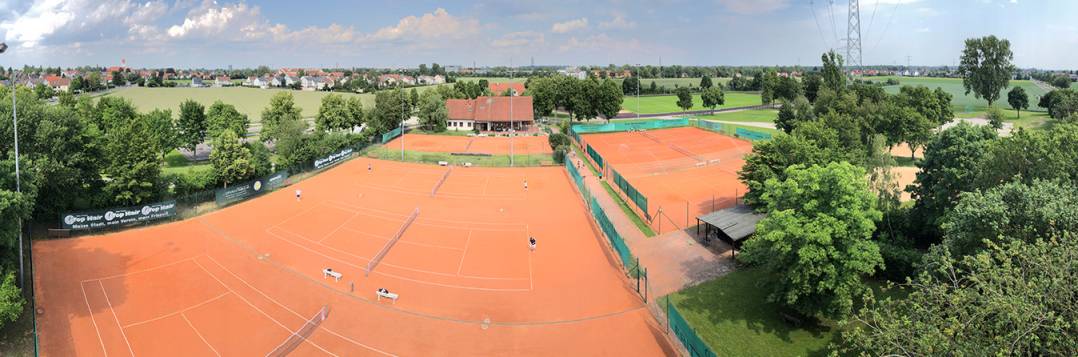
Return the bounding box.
[102,87,374,123]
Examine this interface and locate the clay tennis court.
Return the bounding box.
[582,126,753,232]
[385,133,553,155]
[32,158,672,356]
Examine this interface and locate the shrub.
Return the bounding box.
[553,145,568,164]
[548,133,570,150]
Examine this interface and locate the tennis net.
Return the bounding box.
[638,130,704,162]
[431,168,452,196]
[366,207,420,276]
[266,305,330,357]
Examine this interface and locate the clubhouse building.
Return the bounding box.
[446,96,535,132]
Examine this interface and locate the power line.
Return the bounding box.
[827,0,841,45]
[866,0,881,37]
[871,1,901,52]
[809,0,832,50]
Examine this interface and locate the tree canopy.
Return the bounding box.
[958,35,1016,107]
[259,92,303,142]
[739,162,883,320]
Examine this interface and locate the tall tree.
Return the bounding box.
[699,75,713,89]
[738,133,840,208]
[739,162,883,320]
[259,92,303,142]
[774,96,814,133]
[315,94,349,132]
[345,97,365,132]
[1007,86,1029,118]
[675,87,693,111]
[908,123,997,236]
[802,72,823,102]
[839,238,1078,356]
[701,86,725,114]
[143,109,179,161]
[176,100,207,154]
[370,89,407,134]
[416,91,448,131]
[820,50,846,93]
[594,79,624,121]
[621,76,640,95]
[210,130,255,187]
[205,100,249,138]
[103,115,161,205]
[958,35,1016,107]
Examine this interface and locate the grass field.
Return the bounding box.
[696,109,779,123]
[622,92,762,114]
[461,77,732,90]
[665,268,907,357]
[105,87,374,123]
[879,76,1049,114]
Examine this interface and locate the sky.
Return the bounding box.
[0,0,1075,69]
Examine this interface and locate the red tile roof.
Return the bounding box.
[489,82,525,95]
[446,96,534,123]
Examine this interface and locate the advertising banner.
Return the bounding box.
[215,170,290,207]
[314,148,354,170]
[61,200,177,230]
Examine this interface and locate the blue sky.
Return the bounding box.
[0,0,1074,69]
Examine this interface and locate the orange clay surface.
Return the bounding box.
[33,158,673,356]
[385,133,553,155]
[581,127,753,232]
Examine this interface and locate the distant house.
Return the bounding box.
[44,75,71,91]
[489,82,525,96]
[445,96,534,132]
[252,76,272,89]
[301,76,330,91]
[558,68,587,80]
[377,74,416,87]
[62,69,80,78]
[417,75,446,85]
[214,76,232,87]
[191,77,205,88]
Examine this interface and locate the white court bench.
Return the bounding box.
[323,268,342,282]
[438,161,449,166]
[464,162,473,168]
[376,290,399,303]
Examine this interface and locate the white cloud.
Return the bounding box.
[551,18,588,34]
[717,0,790,14]
[599,13,636,30]
[166,3,268,40]
[558,33,640,52]
[364,8,479,43]
[491,31,544,48]
[0,0,157,47]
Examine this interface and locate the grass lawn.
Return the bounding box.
[696,109,778,123]
[618,77,732,89]
[363,146,553,167]
[878,76,1050,115]
[954,109,1052,131]
[163,163,212,176]
[104,87,374,124]
[600,181,656,237]
[665,268,908,357]
[622,92,762,114]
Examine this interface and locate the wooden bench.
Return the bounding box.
[323,268,342,282]
[376,290,399,303]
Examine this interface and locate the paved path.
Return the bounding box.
[569,152,734,300]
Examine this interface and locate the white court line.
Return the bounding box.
[325,200,527,230]
[81,256,199,283]
[338,227,465,252]
[352,183,526,201]
[98,281,136,357]
[191,260,338,357]
[80,282,109,357]
[181,313,221,357]
[317,211,362,243]
[204,256,396,357]
[455,230,473,275]
[268,227,529,284]
[123,292,231,329]
[267,200,327,231]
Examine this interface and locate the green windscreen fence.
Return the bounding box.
[566,159,586,197]
[694,119,726,133]
[381,127,403,144]
[586,144,605,170]
[589,196,635,269]
[735,127,772,141]
[611,168,649,221]
[668,301,718,357]
[571,118,690,135]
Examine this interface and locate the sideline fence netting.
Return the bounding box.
[366,207,419,276]
[585,144,605,171]
[381,127,403,144]
[610,167,649,220]
[665,298,717,357]
[692,119,772,142]
[571,118,690,135]
[266,305,331,357]
[565,160,648,302]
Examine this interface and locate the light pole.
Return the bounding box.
[635,64,641,121]
[2,42,24,288]
[399,71,404,161]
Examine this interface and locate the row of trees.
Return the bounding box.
[525,76,624,121]
[732,38,1076,355]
